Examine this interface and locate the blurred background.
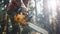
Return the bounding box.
[0,0,60,34]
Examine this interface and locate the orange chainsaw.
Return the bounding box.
[14,10,28,26]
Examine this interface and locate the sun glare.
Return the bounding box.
[48,0,56,10]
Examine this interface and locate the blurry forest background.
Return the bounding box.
[0,0,60,34]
